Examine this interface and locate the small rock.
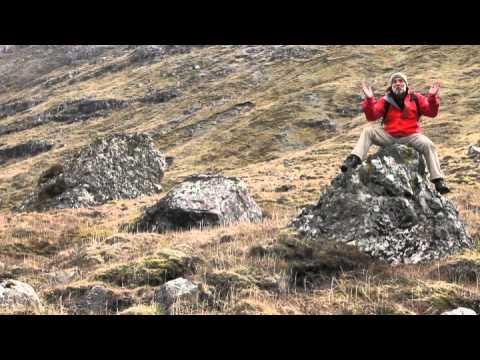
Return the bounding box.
[275,184,296,192]
[219,235,235,244]
[154,278,199,308]
[467,145,480,158]
[441,307,477,315]
[0,279,41,312]
[104,235,130,245]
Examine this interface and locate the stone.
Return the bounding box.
[20,133,169,211]
[291,144,472,265]
[154,277,199,308]
[298,118,337,132]
[133,174,262,233]
[441,307,477,315]
[0,279,41,312]
[467,145,480,159]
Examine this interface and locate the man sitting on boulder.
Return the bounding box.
[341,72,450,194]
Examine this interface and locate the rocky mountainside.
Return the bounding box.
[0,45,479,315]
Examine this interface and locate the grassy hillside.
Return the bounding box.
[0,45,479,314]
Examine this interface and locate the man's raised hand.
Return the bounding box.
[361,82,374,99]
[429,81,441,97]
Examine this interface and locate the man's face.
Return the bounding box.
[391,77,407,95]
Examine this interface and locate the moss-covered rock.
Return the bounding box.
[431,254,480,284]
[44,281,134,315]
[95,249,202,287]
[269,232,375,285]
[205,269,257,297]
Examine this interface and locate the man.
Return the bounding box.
[341,72,450,194]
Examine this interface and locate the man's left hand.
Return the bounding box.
[429,81,441,96]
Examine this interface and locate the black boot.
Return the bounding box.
[341,155,361,173]
[433,178,450,194]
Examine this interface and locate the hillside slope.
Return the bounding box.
[0,45,479,315]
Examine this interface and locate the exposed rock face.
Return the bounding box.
[0,98,43,119]
[291,145,472,265]
[20,133,169,211]
[0,98,129,136]
[270,46,322,61]
[137,89,179,104]
[132,174,263,233]
[0,140,53,165]
[298,118,336,132]
[128,45,205,64]
[0,279,41,312]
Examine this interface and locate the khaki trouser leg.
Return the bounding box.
[351,125,395,161]
[397,134,444,181]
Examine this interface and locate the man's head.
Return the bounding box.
[389,72,408,96]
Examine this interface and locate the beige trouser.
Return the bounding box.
[351,124,444,180]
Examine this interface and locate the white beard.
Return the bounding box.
[392,85,407,96]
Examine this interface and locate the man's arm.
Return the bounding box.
[417,81,440,118]
[362,97,386,121]
[361,82,385,121]
[417,93,440,118]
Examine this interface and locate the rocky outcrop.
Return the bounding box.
[0,98,129,136]
[0,140,53,165]
[291,145,472,265]
[0,98,43,119]
[128,45,206,64]
[270,46,323,61]
[20,133,169,211]
[132,174,263,233]
[137,89,179,104]
[0,279,41,312]
[298,118,336,132]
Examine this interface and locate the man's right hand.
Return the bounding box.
[361,82,374,99]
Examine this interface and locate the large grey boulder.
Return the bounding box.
[291,144,472,265]
[20,133,169,211]
[132,174,263,233]
[0,279,41,312]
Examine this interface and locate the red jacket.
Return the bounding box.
[362,90,440,137]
